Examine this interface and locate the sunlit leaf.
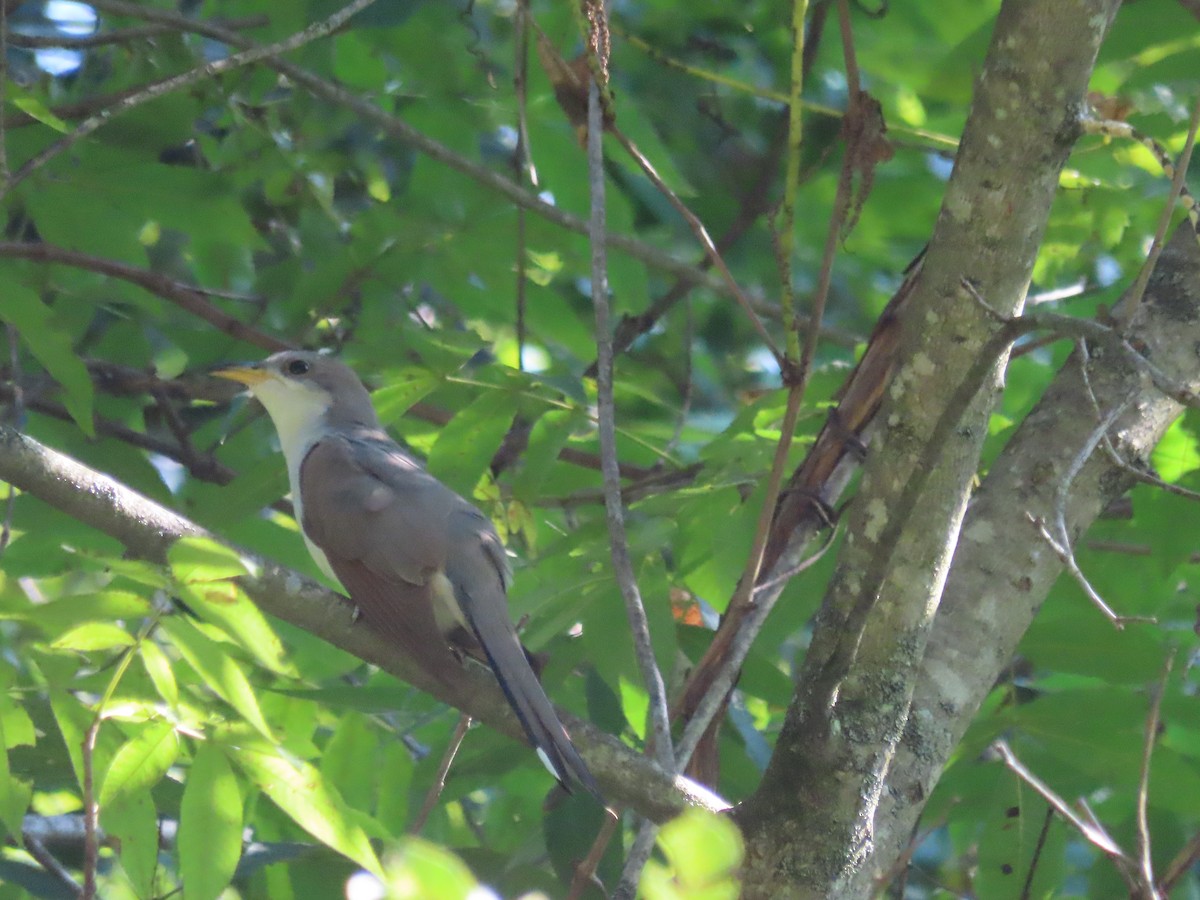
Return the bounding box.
[180,743,243,900]
[99,720,179,808]
[169,536,252,583]
[161,618,274,740]
[223,733,382,877]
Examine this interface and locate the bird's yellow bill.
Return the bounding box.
[212,365,270,386]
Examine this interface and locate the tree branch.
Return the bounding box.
[863,220,1200,893]
[0,242,289,353]
[0,426,727,824]
[734,2,1123,895]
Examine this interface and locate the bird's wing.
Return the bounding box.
[442,506,600,797]
[298,434,463,686]
[308,432,600,798]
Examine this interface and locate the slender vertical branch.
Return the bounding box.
[1135,654,1174,896]
[584,7,671,777]
[408,713,472,834]
[777,0,811,363]
[1119,96,1200,325]
[512,0,537,371]
[0,0,9,182]
[80,720,100,900]
[0,326,21,560]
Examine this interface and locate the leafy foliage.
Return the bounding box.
[0,0,1198,897]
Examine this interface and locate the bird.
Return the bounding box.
[213,350,600,799]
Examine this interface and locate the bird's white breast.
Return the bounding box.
[245,376,342,583]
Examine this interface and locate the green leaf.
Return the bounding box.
[427,390,519,496]
[161,618,274,740]
[169,536,252,583]
[319,713,378,813]
[23,590,153,636]
[224,733,383,877]
[382,838,479,900]
[10,92,69,132]
[0,282,94,436]
[177,583,295,677]
[0,688,35,840]
[511,409,580,501]
[101,791,159,899]
[642,809,744,900]
[975,786,1065,899]
[99,720,179,808]
[180,743,243,900]
[140,639,179,708]
[372,371,442,426]
[51,622,135,652]
[374,741,414,835]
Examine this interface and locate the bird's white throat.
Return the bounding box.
[248,377,339,581]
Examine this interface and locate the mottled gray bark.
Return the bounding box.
[735,1,1123,896]
[862,224,1200,894]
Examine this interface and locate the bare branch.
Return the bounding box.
[409,713,472,834]
[585,37,672,780]
[0,242,290,353]
[991,741,1136,873]
[1136,654,1175,896]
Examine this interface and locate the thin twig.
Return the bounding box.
[776,0,811,362]
[688,0,816,721]
[3,0,381,197]
[872,805,956,893]
[1160,831,1200,894]
[81,720,101,900]
[0,0,9,181]
[0,382,236,484]
[408,713,472,834]
[1026,386,1147,627]
[662,298,694,456]
[1112,96,1200,327]
[673,535,834,770]
[1019,806,1055,900]
[963,283,1200,410]
[0,242,289,352]
[512,0,536,371]
[1096,436,1200,503]
[583,5,673,890]
[1135,653,1174,896]
[0,326,22,559]
[580,117,858,377]
[7,24,175,49]
[152,387,203,472]
[586,40,672,777]
[991,741,1138,881]
[674,0,892,776]
[610,129,782,363]
[567,808,620,900]
[614,818,659,900]
[22,834,81,892]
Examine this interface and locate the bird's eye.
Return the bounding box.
[286,359,311,376]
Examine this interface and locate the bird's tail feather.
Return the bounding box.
[466,616,603,801]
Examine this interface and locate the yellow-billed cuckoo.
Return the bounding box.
[214,351,599,798]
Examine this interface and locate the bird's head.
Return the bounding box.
[213,351,379,449]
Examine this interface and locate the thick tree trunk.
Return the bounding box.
[735,1,1123,895]
[861,224,1200,893]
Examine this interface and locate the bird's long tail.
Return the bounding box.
[463,603,603,802]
